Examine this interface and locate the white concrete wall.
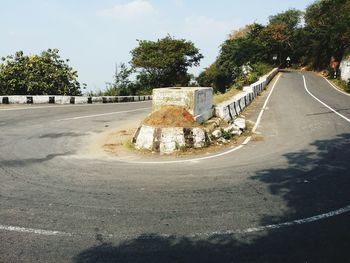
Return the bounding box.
[32,96,50,104]
[215,68,278,121]
[54,96,72,104]
[74,96,88,104]
[0,95,152,105]
[8,96,27,104]
[92,97,103,103]
[340,57,350,82]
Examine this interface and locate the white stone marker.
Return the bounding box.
[152,87,213,123]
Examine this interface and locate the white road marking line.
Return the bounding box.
[252,73,282,133]
[2,205,349,238]
[323,77,350,97]
[131,145,245,164]
[55,107,150,121]
[242,136,251,145]
[197,205,350,236]
[0,100,150,112]
[303,75,350,123]
[0,224,72,236]
[125,74,282,164]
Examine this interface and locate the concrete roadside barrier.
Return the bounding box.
[8,96,28,104]
[74,96,88,104]
[33,96,50,104]
[215,68,278,121]
[0,95,152,105]
[92,96,103,103]
[54,96,71,104]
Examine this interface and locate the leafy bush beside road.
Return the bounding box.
[0,49,82,96]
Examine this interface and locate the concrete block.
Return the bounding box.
[54,96,71,104]
[32,96,50,104]
[340,56,350,81]
[74,96,88,104]
[192,128,207,148]
[153,87,213,123]
[8,96,27,104]
[194,108,214,124]
[160,128,185,154]
[135,125,155,151]
[243,86,253,93]
[92,97,103,103]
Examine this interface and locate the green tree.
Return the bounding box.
[261,9,304,66]
[215,24,266,91]
[0,49,81,95]
[105,63,134,96]
[196,63,231,93]
[304,0,350,69]
[130,35,203,89]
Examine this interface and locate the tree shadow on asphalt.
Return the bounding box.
[36,132,87,139]
[0,152,74,167]
[74,133,350,263]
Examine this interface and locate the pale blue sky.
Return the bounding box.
[1,0,314,91]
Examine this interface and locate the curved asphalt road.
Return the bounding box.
[0,71,349,262]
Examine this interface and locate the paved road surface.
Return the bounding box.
[0,72,349,262]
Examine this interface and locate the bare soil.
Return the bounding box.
[142,106,199,128]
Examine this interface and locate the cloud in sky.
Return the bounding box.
[184,16,231,38]
[171,0,184,7]
[98,0,157,20]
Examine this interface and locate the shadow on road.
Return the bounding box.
[37,132,87,139]
[74,134,350,263]
[0,152,74,167]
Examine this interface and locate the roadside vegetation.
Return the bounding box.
[0,49,83,96]
[0,0,349,96]
[330,79,350,93]
[96,0,350,97]
[199,0,350,95]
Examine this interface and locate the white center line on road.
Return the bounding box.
[1,205,350,238]
[55,107,150,121]
[303,75,350,123]
[196,204,350,237]
[0,100,150,112]
[0,224,72,237]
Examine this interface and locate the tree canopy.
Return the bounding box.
[304,0,350,69]
[197,0,350,93]
[130,36,203,88]
[0,49,81,96]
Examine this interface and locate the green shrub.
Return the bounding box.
[252,63,273,76]
[220,128,233,140]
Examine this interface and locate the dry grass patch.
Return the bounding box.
[213,87,241,104]
[330,79,350,93]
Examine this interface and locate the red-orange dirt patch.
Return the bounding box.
[142,106,199,128]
